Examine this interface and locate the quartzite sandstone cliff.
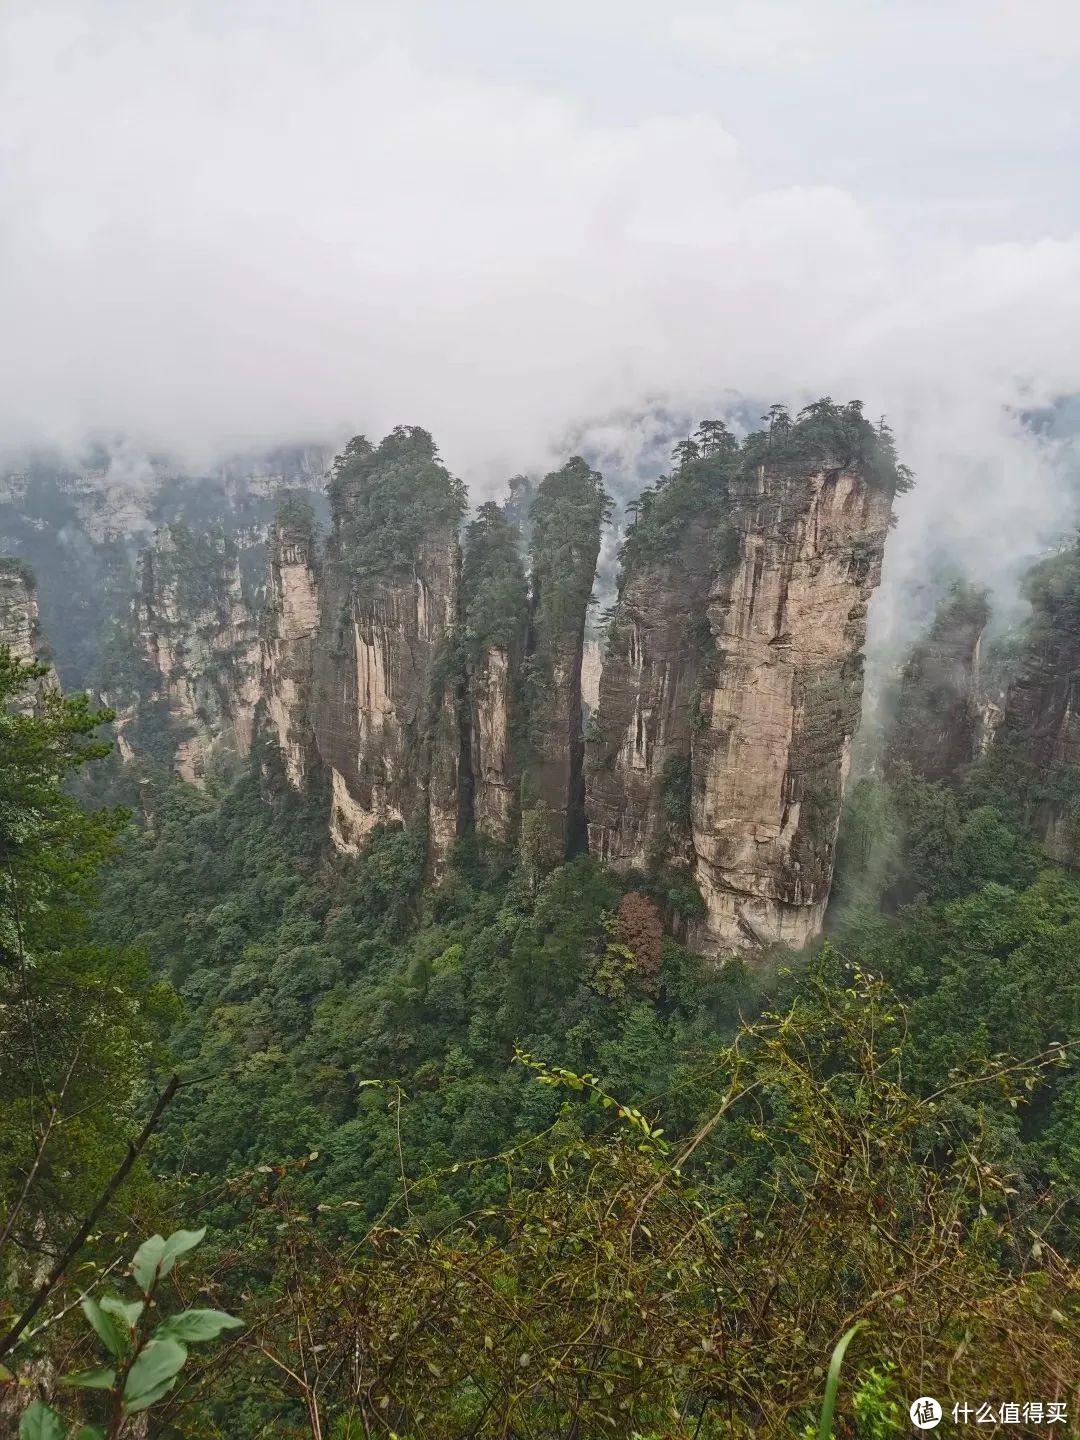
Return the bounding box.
[30,406,918,956]
[127,525,262,784]
[587,408,905,951]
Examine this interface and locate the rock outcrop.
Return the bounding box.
[262,498,321,788]
[587,406,905,951]
[129,524,261,783]
[521,459,610,863]
[0,445,326,691]
[27,405,913,957]
[312,429,466,872]
[0,559,58,705]
[0,560,49,667]
[461,503,529,844]
[885,582,990,786]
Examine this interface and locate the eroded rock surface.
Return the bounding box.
[312,430,465,873]
[587,408,904,952]
[131,525,261,784]
[0,559,58,706]
[262,500,321,788]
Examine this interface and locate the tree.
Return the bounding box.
[203,968,1078,1438]
[0,650,173,1329]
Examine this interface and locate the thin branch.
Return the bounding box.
[0,1072,180,1361]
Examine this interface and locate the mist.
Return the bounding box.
[4,0,1080,655]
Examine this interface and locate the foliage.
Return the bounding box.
[182,971,1076,1438]
[327,427,467,589]
[620,403,911,579]
[16,1227,240,1438]
[0,650,173,1293]
[741,399,914,491]
[528,456,611,643]
[460,501,528,658]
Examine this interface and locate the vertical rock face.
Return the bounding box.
[885,583,990,785]
[0,560,47,666]
[312,429,466,871]
[262,498,321,789]
[0,560,58,705]
[0,445,327,692]
[586,525,714,873]
[587,406,906,952]
[580,636,603,720]
[130,525,261,783]
[692,463,893,949]
[522,459,610,862]
[461,503,528,844]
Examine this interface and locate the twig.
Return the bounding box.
[0,1073,180,1361]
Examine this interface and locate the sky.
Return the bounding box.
[3,0,1080,647]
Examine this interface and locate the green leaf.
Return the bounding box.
[123,1337,187,1408]
[131,1233,166,1291]
[81,1297,127,1359]
[132,1228,205,1290]
[155,1308,243,1343]
[75,1428,106,1440]
[100,1296,144,1328]
[60,1366,116,1390]
[160,1228,206,1270]
[817,1321,864,1440]
[122,1374,179,1415]
[0,1360,12,1381]
[18,1401,66,1440]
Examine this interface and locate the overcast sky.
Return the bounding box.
[3,0,1080,636]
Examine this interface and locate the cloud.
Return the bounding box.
[3,0,1080,656]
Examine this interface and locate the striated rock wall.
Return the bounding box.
[316,535,460,862]
[587,407,904,953]
[469,643,516,841]
[262,502,321,788]
[131,525,261,784]
[580,637,603,720]
[312,429,466,873]
[0,560,48,667]
[522,459,610,862]
[0,560,58,706]
[461,502,529,845]
[690,464,893,949]
[586,530,713,874]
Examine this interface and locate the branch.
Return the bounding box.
[0,1072,179,1361]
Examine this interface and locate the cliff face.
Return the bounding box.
[0,560,58,705]
[461,503,529,844]
[0,446,326,690]
[885,583,990,785]
[522,459,610,863]
[15,406,913,956]
[586,526,714,875]
[129,525,261,784]
[0,561,47,667]
[312,430,466,872]
[692,463,893,949]
[587,407,904,951]
[262,500,321,789]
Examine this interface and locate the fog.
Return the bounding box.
[4,0,1080,650]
